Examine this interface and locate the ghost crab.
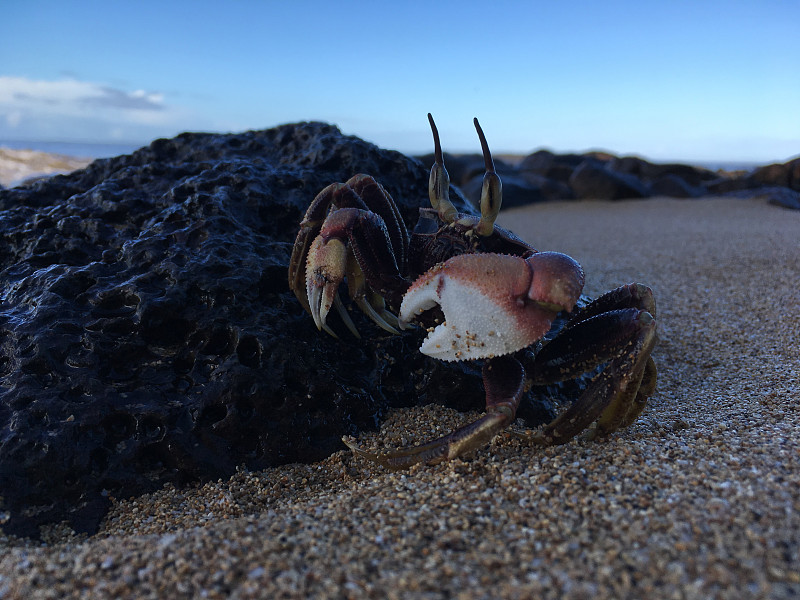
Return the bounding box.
[288,114,657,470]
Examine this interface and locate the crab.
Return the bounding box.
[288,114,657,470]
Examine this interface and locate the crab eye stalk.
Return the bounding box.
[427,113,458,224]
[473,117,502,237]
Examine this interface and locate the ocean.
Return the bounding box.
[0,139,775,172]
[0,140,145,159]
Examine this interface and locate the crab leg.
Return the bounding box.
[343,355,525,470]
[562,283,656,329]
[347,174,409,272]
[520,289,658,445]
[290,180,374,312]
[289,182,343,314]
[290,175,411,335]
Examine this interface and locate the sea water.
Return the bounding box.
[0,140,143,159]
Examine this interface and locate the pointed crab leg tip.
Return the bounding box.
[333,294,361,338]
[342,436,377,460]
[355,298,400,335]
[638,310,655,326]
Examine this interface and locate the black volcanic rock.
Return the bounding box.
[518,172,575,202]
[704,176,759,195]
[519,150,587,184]
[460,173,543,209]
[568,159,648,200]
[461,172,575,208]
[648,174,706,198]
[0,123,580,538]
[750,157,800,192]
[607,156,718,188]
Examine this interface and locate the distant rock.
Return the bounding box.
[749,186,800,210]
[414,152,517,188]
[484,149,799,207]
[647,174,706,198]
[519,150,586,184]
[518,171,575,201]
[460,172,562,208]
[569,159,648,200]
[767,187,800,210]
[704,176,759,195]
[750,157,800,192]
[607,156,718,188]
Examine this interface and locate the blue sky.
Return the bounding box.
[1,0,799,163]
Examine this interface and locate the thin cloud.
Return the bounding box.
[82,86,165,111]
[1,76,166,114]
[0,76,196,142]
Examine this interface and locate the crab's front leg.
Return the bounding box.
[289,174,410,336]
[305,207,408,335]
[344,355,525,470]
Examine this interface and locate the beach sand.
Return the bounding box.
[0,148,93,188]
[1,196,798,599]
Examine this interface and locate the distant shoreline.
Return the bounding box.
[491,153,767,173]
[0,140,143,160]
[0,148,94,188]
[0,139,778,172]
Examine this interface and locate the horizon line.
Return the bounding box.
[1,136,795,168]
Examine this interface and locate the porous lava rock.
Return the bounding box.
[0,123,574,538]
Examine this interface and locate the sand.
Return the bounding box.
[0,148,93,188]
[1,196,798,599]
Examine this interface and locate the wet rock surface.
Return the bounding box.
[1,123,584,538]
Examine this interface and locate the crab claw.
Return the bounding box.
[399,252,584,361]
[305,236,348,335]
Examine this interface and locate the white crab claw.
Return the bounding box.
[399,252,584,362]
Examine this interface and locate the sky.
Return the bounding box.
[1,0,799,164]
